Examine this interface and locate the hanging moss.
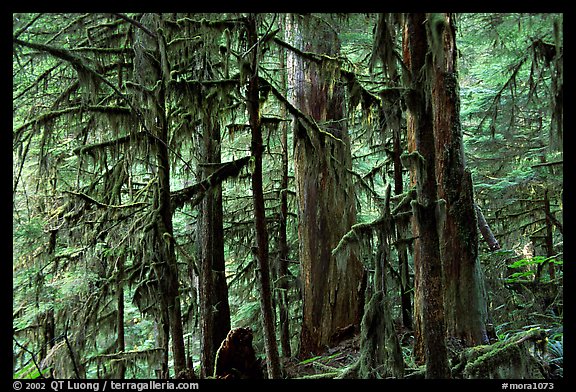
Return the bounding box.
[425,13,449,70]
[358,291,404,379]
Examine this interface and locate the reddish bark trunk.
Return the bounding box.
[403,13,450,378]
[429,13,489,347]
[287,14,365,356]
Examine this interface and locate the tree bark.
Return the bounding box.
[287,14,365,356]
[386,89,413,330]
[403,12,451,379]
[198,118,231,378]
[277,22,292,358]
[246,13,282,379]
[155,114,188,378]
[134,13,189,378]
[428,13,489,348]
[116,255,126,379]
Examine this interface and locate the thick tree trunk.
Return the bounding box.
[403,12,450,379]
[276,26,292,358]
[428,13,489,348]
[246,13,282,379]
[287,14,365,356]
[198,118,231,378]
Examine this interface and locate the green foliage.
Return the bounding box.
[506,256,562,283]
[12,12,562,379]
[13,362,51,379]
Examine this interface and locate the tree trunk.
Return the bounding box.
[386,89,413,330]
[536,189,555,281]
[116,255,126,379]
[544,190,556,280]
[134,13,189,378]
[428,13,489,348]
[287,13,365,356]
[403,12,450,378]
[358,291,404,379]
[42,231,57,362]
[198,118,231,378]
[246,13,282,379]
[155,119,188,378]
[358,189,405,379]
[276,24,292,358]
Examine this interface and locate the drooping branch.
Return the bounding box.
[171,156,250,210]
[531,160,563,168]
[13,38,148,132]
[273,36,338,64]
[64,190,147,210]
[14,105,132,138]
[274,36,384,113]
[331,216,388,257]
[14,36,195,173]
[112,13,157,38]
[475,204,501,251]
[347,168,384,204]
[259,77,342,146]
[73,131,149,155]
[332,185,392,257]
[340,69,382,111]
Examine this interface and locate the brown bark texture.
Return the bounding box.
[198,118,231,378]
[403,12,450,378]
[429,13,489,347]
[277,24,292,357]
[287,14,365,356]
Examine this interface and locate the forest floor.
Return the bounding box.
[283,334,362,378]
[279,325,560,379]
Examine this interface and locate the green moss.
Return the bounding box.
[461,339,544,379]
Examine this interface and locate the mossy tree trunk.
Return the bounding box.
[429,13,489,348]
[287,14,365,356]
[116,255,126,379]
[154,74,189,380]
[535,188,556,282]
[198,116,231,378]
[276,21,292,358]
[246,13,282,379]
[134,13,188,378]
[386,89,413,330]
[358,291,404,379]
[403,12,451,379]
